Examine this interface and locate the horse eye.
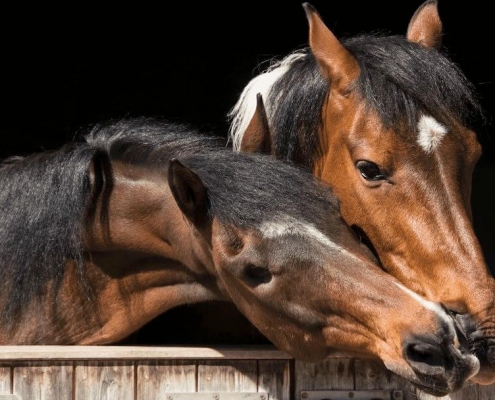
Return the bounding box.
[243,264,272,286]
[356,160,386,181]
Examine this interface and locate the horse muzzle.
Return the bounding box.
[401,331,480,396]
[455,312,495,385]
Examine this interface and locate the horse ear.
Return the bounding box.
[240,93,272,154]
[168,159,209,227]
[303,2,360,90]
[406,0,442,49]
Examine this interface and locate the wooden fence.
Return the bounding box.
[0,346,493,400]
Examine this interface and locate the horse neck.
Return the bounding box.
[81,161,226,344]
[3,162,224,345]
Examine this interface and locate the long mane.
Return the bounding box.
[86,118,339,228]
[0,117,339,326]
[228,35,484,171]
[0,142,100,324]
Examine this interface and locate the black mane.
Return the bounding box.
[0,117,339,326]
[265,35,484,170]
[0,143,97,325]
[85,118,338,227]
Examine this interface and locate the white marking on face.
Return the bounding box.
[260,216,340,251]
[394,282,450,321]
[417,115,447,153]
[260,216,364,264]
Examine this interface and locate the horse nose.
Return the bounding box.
[403,333,480,392]
[404,338,447,377]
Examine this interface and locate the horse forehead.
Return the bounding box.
[416,115,448,154]
[344,112,475,159]
[215,216,353,256]
[257,217,363,263]
[260,218,339,249]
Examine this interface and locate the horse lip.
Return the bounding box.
[454,312,495,376]
[410,367,476,397]
[411,382,450,397]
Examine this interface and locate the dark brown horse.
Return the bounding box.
[228,0,495,386]
[0,117,481,395]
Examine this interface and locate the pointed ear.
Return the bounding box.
[168,158,209,227]
[240,93,272,154]
[406,0,442,49]
[303,2,360,91]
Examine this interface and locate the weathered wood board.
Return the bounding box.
[0,347,492,400]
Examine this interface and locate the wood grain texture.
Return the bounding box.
[295,358,354,397]
[0,350,489,399]
[354,359,416,400]
[0,365,11,394]
[478,382,495,400]
[258,360,291,400]
[13,362,72,400]
[137,360,196,400]
[75,361,134,400]
[0,346,290,361]
[198,360,257,392]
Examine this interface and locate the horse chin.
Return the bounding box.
[468,345,495,385]
[383,360,451,397]
[469,368,495,385]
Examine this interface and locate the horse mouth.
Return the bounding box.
[454,313,495,382]
[411,381,450,397]
[470,336,495,383]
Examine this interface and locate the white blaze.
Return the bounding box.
[261,218,339,250]
[394,282,449,317]
[260,215,360,262]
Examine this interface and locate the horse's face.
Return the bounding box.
[320,100,495,384]
[305,1,495,384]
[209,215,480,396]
[167,156,480,396]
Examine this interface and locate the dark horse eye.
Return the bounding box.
[243,264,272,286]
[356,160,386,181]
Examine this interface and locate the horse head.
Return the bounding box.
[230,0,495,385]
[167,148,479,396]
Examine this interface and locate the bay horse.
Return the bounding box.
[227,0,495,386]
[0,117,480,395]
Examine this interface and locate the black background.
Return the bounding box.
[3,0,494,271]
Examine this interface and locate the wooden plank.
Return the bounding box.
[448,383,478,400]
[295,358,354,397]
[198,360,257,392]
[148,395,264,400]
[0,365,11,394]
[258,360,291,400]
[478,382,495,400]
[0,346,291,361]
[137,360,196,400]
[302,390,405,399]
[75,361,134,400]
[354,359,416,400]
[13,362,72,400]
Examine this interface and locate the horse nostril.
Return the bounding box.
[405,340,446,375]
